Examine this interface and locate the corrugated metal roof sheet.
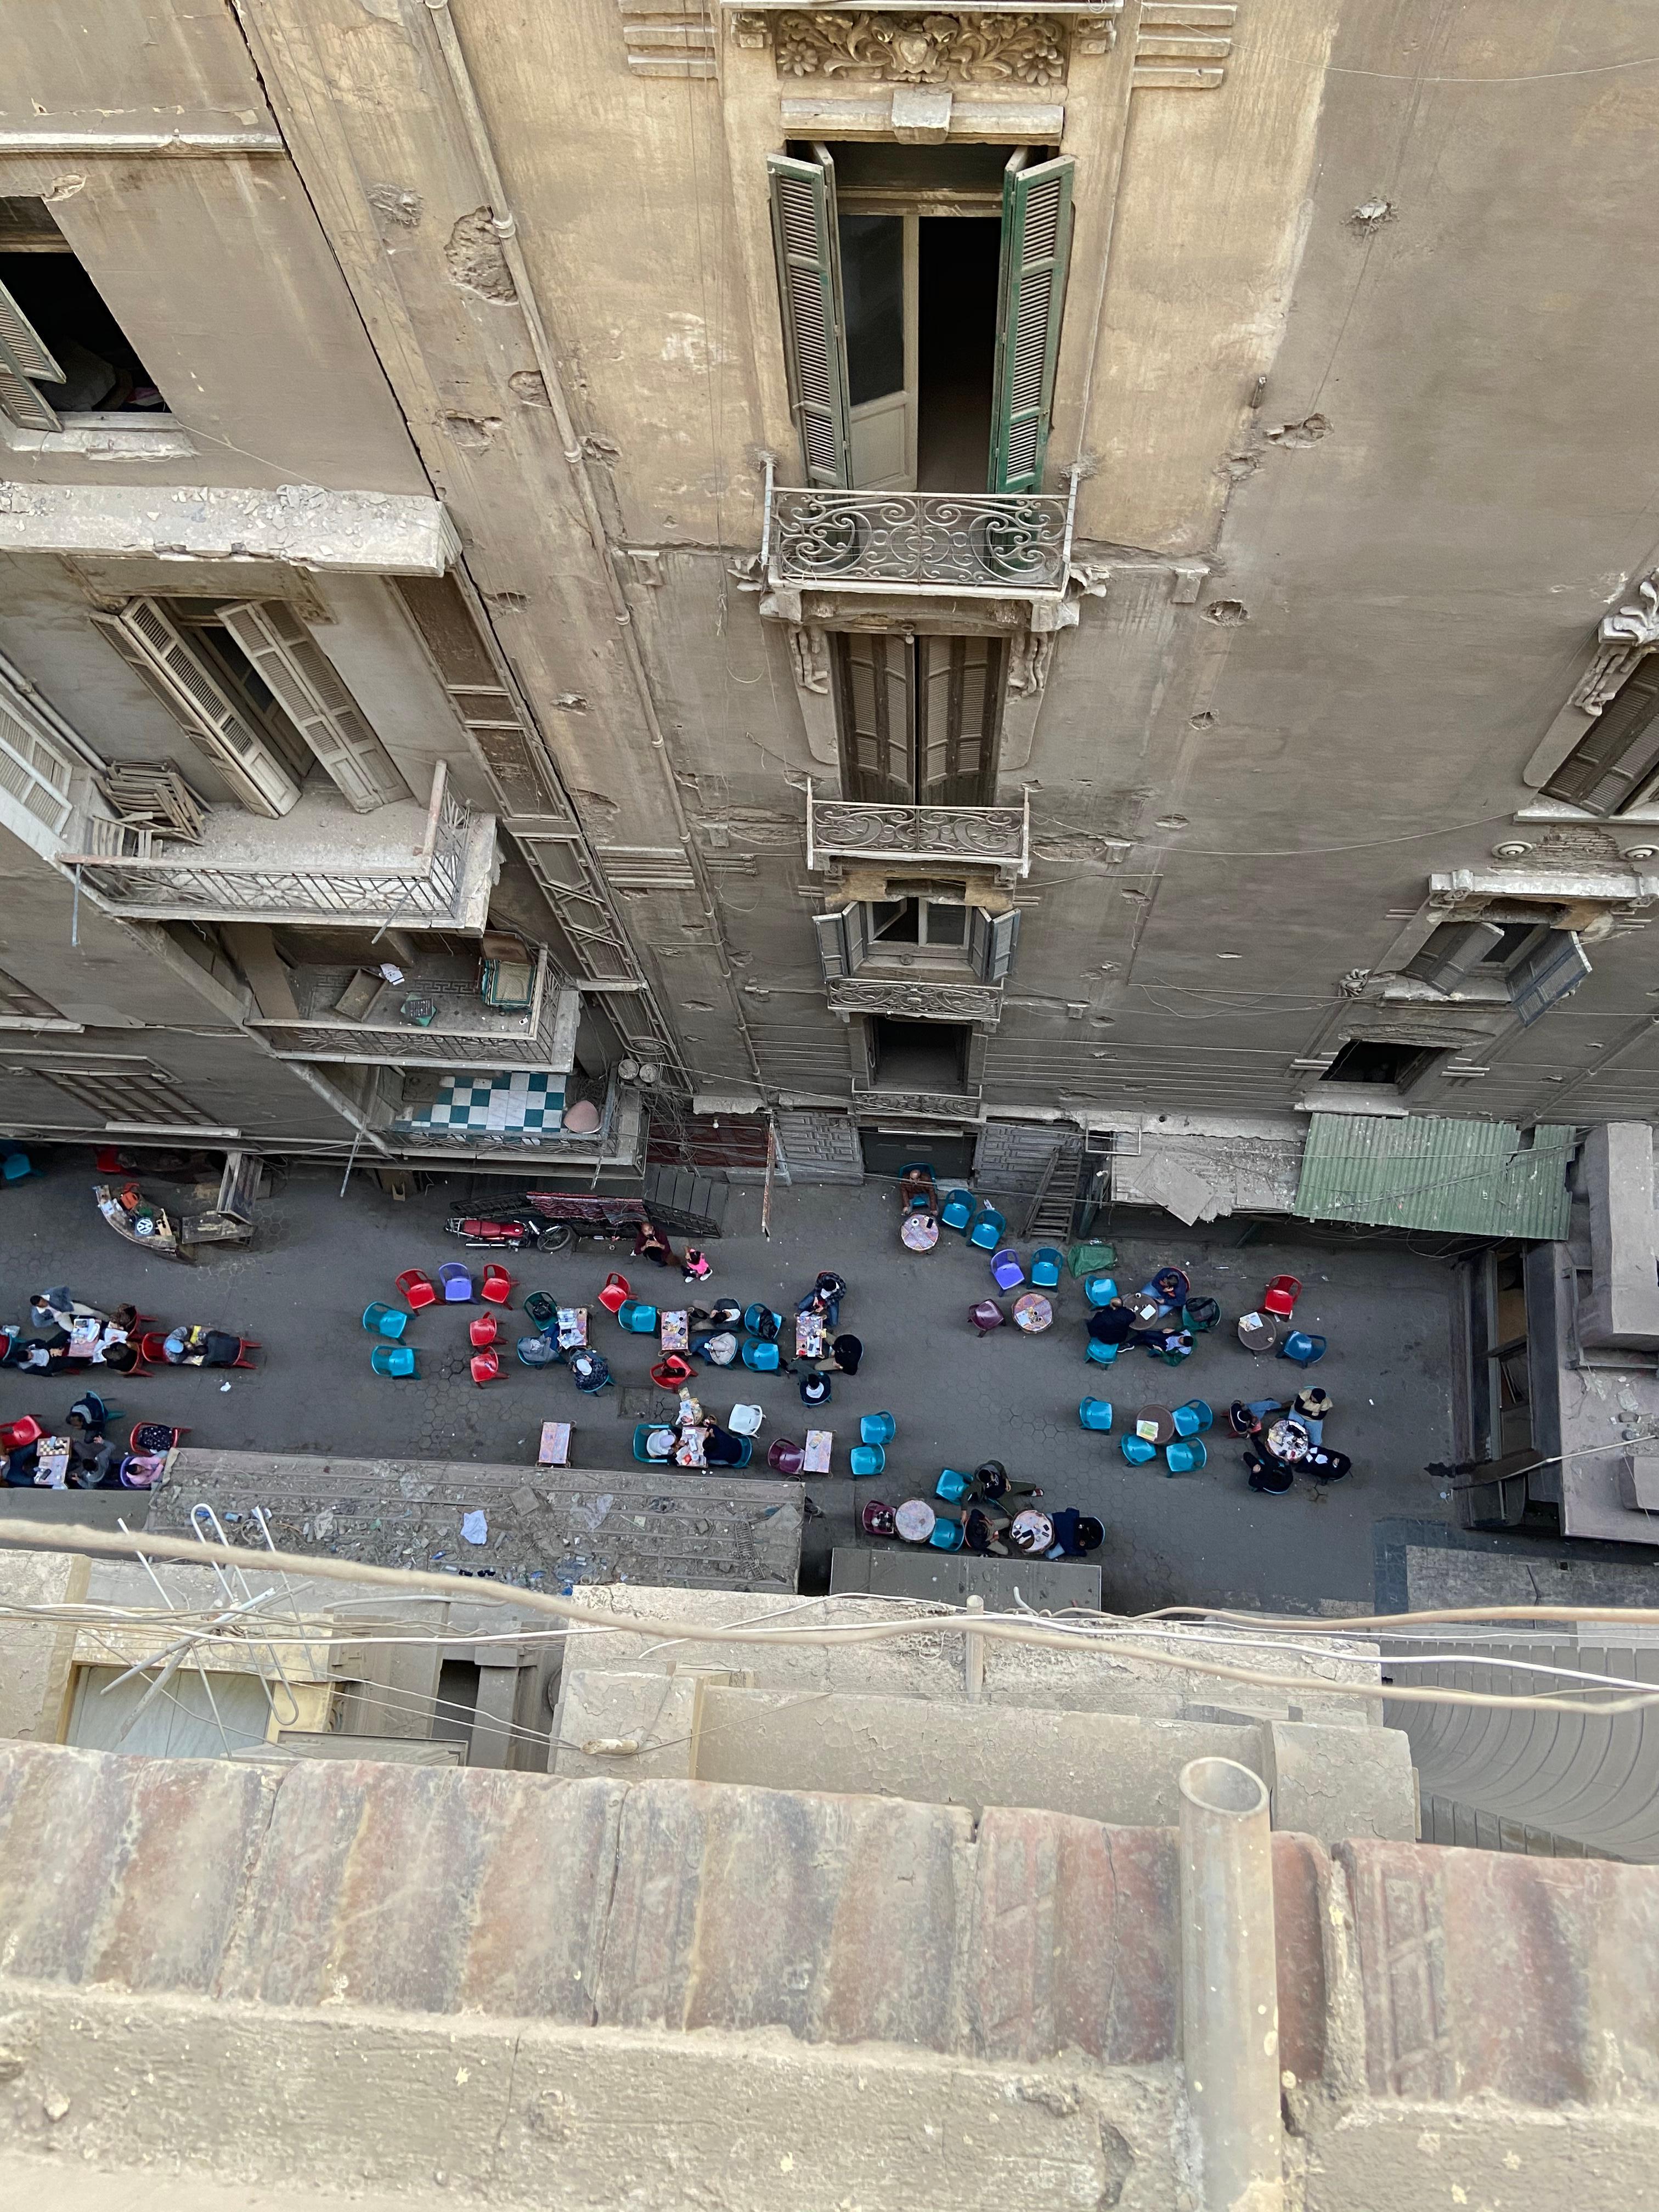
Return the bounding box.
[1293,1115,1574,1240]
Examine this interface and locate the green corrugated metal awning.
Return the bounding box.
[1294,1115,1574,1240]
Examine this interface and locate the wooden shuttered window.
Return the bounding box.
[216,602,408,813]
[1543,653,1659,814]
[90,600,301,820]
[969,905,1020,983]
[989,153,1075,494]
[769,150,853,488]
[1508,930,1592,1026]
[812,901,868,982]
[833,633,1004,805]
[1403,920,1508,990]
[0,274,63,433]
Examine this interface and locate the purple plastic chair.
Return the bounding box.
[438,1261,473,1303]
[970,1300,1005,1337]
[990,1247,1025,1292]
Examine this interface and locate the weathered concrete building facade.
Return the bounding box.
[0,0,1656,1180]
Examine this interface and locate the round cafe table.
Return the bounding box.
[895,1497,936,1544]
[1013,1291,1053,1334]
[1010,1508,1054,1553]
[900,1211,939,1253]
[1238,1310,1281,1354]
[1133,1403,1176,1448]
[1265,1418,1311,1464]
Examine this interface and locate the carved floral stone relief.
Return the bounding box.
[735,10,1070,86]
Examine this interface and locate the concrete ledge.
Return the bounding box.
[0,485,461,575]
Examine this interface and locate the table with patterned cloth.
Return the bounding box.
[1013,1292,1053,1333]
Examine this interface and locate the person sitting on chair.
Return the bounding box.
[971,1460,1042,1504]
[568,1348,611,1393]
[1045,1508,1105,1558]
[1088,1302,1135,1348]
[702,1422,746,1466]
[815,1332,862,1378]
[162,1325,244,1368]
[796,1271,847,1327]
[697,1330,738,1367]
[962,1503,1011,1556]
[1243,1448,1294,1496]
[799,1369,831,1408]
[1146,1267,1190,1313]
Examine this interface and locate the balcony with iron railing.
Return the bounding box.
[807,782,1030,880]
[247,955,580,1073]
[57,761,495,930]
[763,460,1076,600]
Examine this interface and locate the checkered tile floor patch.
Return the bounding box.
[394,1070,566,1133]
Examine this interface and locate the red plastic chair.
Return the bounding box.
[396,1269,438,1311]
[597,1272,630,1317]
[651,1353,695,1390]
[469,1312,499,1349]
[0,1416,43,1452]
[139,1331,172,1366]
[470,1349,500,1387]
[480,1263,513,1307]
[1261,1276,1301,1319]
[229,1339,260,1370]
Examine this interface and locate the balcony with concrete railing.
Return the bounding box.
[248,954,580,1073]
[57,762,495,930]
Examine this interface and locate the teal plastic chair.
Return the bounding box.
[850,1443,885,1477]
[742,1339,780,1372]
[1079,1398,1114,1432]
[1,1150,31,1182]
[1121,1434,1156,1465]
[967,1204,1006,1251]
[633,1422,676,1463]
[727,1437,754,1468]
[1085,1339,1120,1368]
[935,1468,970,1502]
[1172,1399,1213,1437]
[1030,1247,1064,1289]
[861,1412,896,1445]
[1278,1331,1327,1367]
[361,1301,408,1339]
[370,1344,417,1378]
[617,1300,659,1334]
[929,1516,964,1551]
[940,1189,974,1234]
[1084,1275,1120,1307]
[1165,1438,1208,1475]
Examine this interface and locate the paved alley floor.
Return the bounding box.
[0,1152,1459,1612]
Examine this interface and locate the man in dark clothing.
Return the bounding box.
[1244,1451,1294,1495]
[962,1504,1011,1555]
[972,1460,1042,1504]
[1046,1508,1104,1556]
[702,1424,746,1466]
[820,1333,862,1376]
[1087,1304,1133,1348]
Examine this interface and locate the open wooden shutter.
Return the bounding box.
[1508,930,1592,1026]
[919,635,1004,805]
[970,906,1021,983]
[1403,919,1506,990]
[989,153,1074,494]
[217,602,408,812]
[769,150,853,489]
[1543,653,1659,814]
[833,631,913,802]
[812,901,868,982]
[91,600,301,820]
[0,275,63,432]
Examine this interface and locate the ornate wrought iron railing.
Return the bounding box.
[765,469,1074,596]
[58,762,479,924]
[828,977,1005,1024]
[807,784,1029,875]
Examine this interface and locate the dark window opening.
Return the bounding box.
[868,896,967,950]
[859,1126,977,1178]
[0,200,163,415]
[1321,1037,1439,1089]
[870,1015,969,1091]
[917,217,1001,492]
[429,1658,481,1752]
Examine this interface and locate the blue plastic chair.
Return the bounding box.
[990,1247,1025,1291]
[633,1421,676,1463]
[850,1444,885,1477]
[940,1189,974,1234]
[1,1150,31,1182]
[1085,1339,1120,1368]
[967,1205,1006,1251]
[438,1262,472,1303]
[1030,1247,1063,1289]
[617,1300,659,1334]
[370,1344,417,1378]
[742,1339,780,1372]
[729,1437,754,1468]
[861,1412,896,1446]
[1278,1331,1327,1367]
[1079,1398,1114,1432]
[1172,1399,1213,1437]
[929,1516,964,1551]
[935,1468,970,1502]
[1121,1434,1156,1465]
[360,1300,408,1339]
[744,1302,782,1341]
[1165,1438,1208,1475]
[1084,1275,1120,1308]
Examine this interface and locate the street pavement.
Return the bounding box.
[0,1150,1458,1611]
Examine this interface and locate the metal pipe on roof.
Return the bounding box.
[1178,1757,1283,2212]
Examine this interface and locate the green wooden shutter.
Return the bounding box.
[91,600,301,820]
[1543,653,1659,814]
[217,602,409,812]
[989,154,1075,494]
[0,274,64,433]
[769,150,853,488]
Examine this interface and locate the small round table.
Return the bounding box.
[1238,1310,1281,1354]
[1128,1295,1164,1328]
[1133,1403,1176,1447]
[895,1497,936,1544]
[1010,1508,1054,1553]
[901,1211,939,1253]
[1265,1418,1311,1465]
[1013,1291,1053,1334]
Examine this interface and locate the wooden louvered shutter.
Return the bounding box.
[833,632,913,802]
[970,906,1021,983]
[217,602,408,812]
[91,600,301,820]
[769,150,853,489]
[919,635,1003,805]
[989,154,1074,494]
[0,274,63,432]
[1508,930,1592,1026]
[1543,654,1659,814]
[1403,920,1506,990]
